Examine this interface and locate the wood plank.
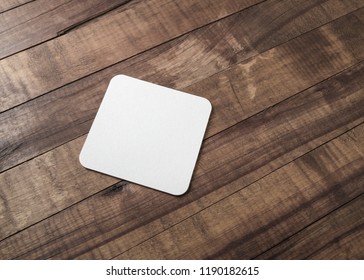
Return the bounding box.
[0,0,31,13]
[0,43,244,172]
[1,0,362,59]
[229,0,364,54]
[0,0,136,59]
[0,0,262,112]
[1,8,363,173]
[256,195,364,259]
[1,61,363,259]
[227,14,364,115]
[116,126,364,259]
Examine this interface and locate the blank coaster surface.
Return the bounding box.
[79,75,211,195]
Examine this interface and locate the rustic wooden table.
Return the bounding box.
[0,0,363,259]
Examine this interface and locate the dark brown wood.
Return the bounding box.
[116,125,364,259]
[194,14,364,123]
[227,14,364,116]
[0,0,134,58]
[0,61,363,258]
[227,0,364,54]
[0,0,363,260]
[255,195,364,259]
[1,6,363,173]
[1,12,363,241]
[0,0,262,112]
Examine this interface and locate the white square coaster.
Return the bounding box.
[79,75,211,195]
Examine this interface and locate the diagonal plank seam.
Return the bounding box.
[4,82,364,258]
[57,0,270,37]
[252,192,364,259]
[0,1,74,37]
[0,4,362,258]
[108,122,364,260]
[56,0,134,36]
[2,1,362,112]
[0,57,362,252]
[22,120,362,260]
[202,58,363,141]
[5,78,364,254]
[216,6,364,111]
[2,57,362,176]
[0,0,148,59]
[1,8,363,173]
[303,220,364,260]
[0,0,266,109]
[0,0,35,15]
[204,169,364,259]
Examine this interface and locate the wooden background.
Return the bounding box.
[0,0,363,259]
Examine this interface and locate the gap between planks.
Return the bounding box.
[0,10,362,243]
[1,63,363,258]
[1,5,363,173]
[1,0,362,109]
[113,123,364,259]
[254,193,364,259]
[0,0,34,14]
[0,0,364,260]
[0,0,265,111]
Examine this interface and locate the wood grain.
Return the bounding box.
[1,60,363,258]
[0,0,134,58]
[198,12,363,122]
[1,7,363,173]
[0,0,363,261]
[229,0,364,54]
[256,195,364,259]
[117,125,364,259]
[0,0,32,13]
[1,13,363,240]
[0,0,262,112]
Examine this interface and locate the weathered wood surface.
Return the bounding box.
[0,0,364,259]
[1,4,363,172]
[0,0,262,112]
[1,11,363,242]
[117,124,364,259]
[1,61,363,258]
[0,0,32,13]
[256,194,364,259]
[0,0,136,59]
